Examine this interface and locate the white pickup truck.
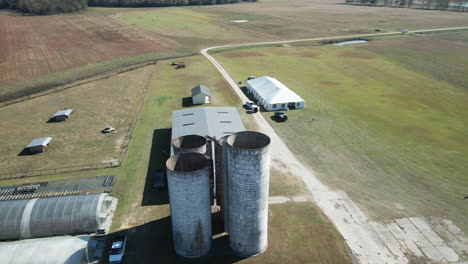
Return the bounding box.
[109,235,127,264]
[244,101,259,113]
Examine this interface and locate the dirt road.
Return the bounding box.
[201,27,468,264]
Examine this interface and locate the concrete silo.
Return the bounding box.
[166,153,212,258]
[226,131,271,257]
[172,134,207,155]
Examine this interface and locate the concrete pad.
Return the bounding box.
[395,218,433,248]
[436,245,459,262]
[292,196,309,202]
[387,222,424,257]
[269,196,291,204]
[409,217,445,246]
[370,221,406,258]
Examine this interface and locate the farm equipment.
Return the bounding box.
[175,63,186,69]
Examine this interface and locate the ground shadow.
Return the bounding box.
[102,213,246,264]
[141,128,171,206]
[182,97,195,107]
[46,118,58,123]
[18,148,34,156]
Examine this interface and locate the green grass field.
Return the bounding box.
[0,56,352,263]
[0,66,154,176]
[212,36,468,231]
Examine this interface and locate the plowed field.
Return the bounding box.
[0,15,179,87]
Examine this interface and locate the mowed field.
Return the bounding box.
[212,34,468,231]
[0,66,154,176]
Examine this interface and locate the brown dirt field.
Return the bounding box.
[339,50,376,59]
[0,15,178,87]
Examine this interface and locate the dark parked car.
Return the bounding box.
[274,111,288,122]
[153,170,166,189]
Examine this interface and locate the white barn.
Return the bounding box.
[246,76,305,111]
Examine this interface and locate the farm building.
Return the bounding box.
[171,107,245,140]
[25,137,52,154]
[0,235,92,264]
[52,108,74,122]
[191,85,211,105]
[0,193,116,240]
[246,76,305,111]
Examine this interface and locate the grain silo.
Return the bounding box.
[172,134,208,155]
[226,131,271,257]
[166,153,212,258]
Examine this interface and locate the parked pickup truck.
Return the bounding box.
[244,101,259,113]
[109,235,127,264]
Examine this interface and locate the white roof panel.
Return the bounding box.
[53,108,74,118]
[246,76,304,104]
[26,137,52,148]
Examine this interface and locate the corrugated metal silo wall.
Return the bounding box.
[167,154,212,258]
[227,131,271,257]
[0,199,29,240]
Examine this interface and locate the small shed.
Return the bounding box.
[191,85,211,105]
[25,137,52,154]
[52,108,74,122]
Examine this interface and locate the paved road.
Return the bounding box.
[200,26,468,264]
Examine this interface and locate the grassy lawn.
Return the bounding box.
[0,66,154,176]
[0,55,352,263]
[212,37,468,231]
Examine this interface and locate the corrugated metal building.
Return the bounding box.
[52,108,74,122]
[25,137,52,154]
[0,193,115,240]
[171,107,245,140]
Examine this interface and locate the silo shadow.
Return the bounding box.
[141,128,171,206]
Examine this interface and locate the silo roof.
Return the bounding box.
[53,108,74,117]
[0,193,107,240]
[26,137,52,148]
[172,107,245,140]
[0,235,90,264]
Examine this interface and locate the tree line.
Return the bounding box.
[0,0,87,14]
[0,0,256,14]
[89,0,256,7]
[345,0,468,11]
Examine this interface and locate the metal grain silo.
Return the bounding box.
[172,134,207,155]
[166,153,212,258]
[226,131,271,257]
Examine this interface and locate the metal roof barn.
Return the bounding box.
[0,235,90,264]
[25,137,52,154]
[171,107,245,140]
[0,193,115,240]
[246,76,305,111]
[191,85,211,105]
[52,108,74,121]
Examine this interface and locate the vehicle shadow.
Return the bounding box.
[141,128,171,206]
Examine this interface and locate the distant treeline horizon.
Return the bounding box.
[345,0,468,11]
[0,0,256,15]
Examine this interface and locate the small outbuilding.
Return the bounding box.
[52,108,74,122]
[25,137,52,154]
[191,85,211,105]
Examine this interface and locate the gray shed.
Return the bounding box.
[191,85,211,105]
[25,137,52,154]
[52,108,74,122]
